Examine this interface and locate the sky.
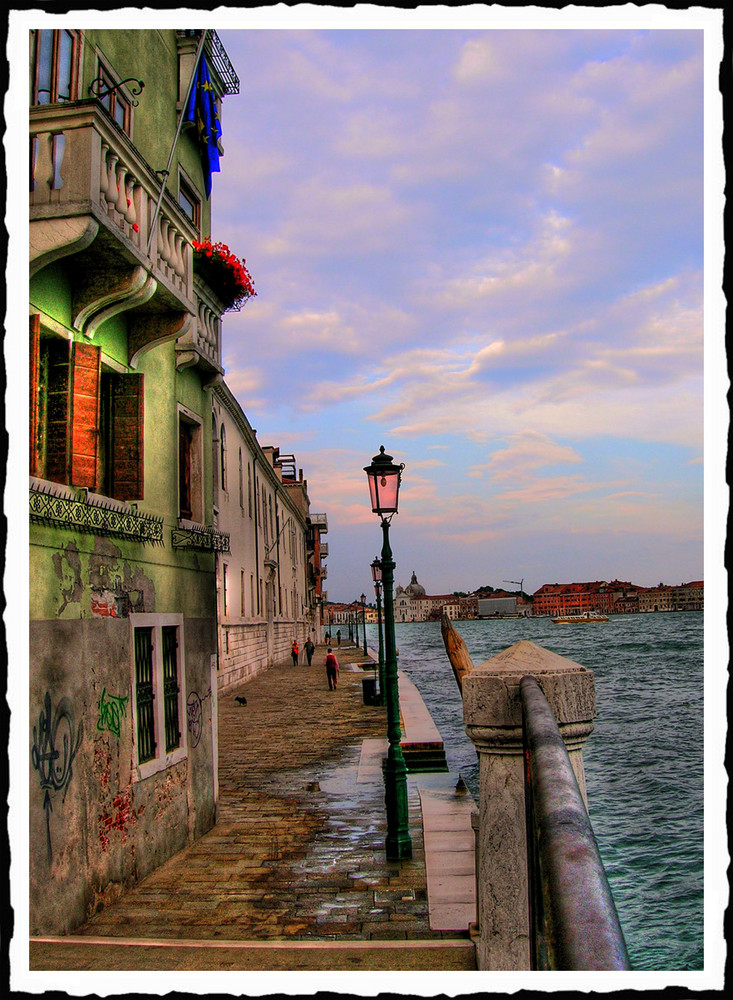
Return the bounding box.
[206,10,721,603]
[9,7,723,606]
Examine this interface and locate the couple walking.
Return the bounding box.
[291,636,316,666]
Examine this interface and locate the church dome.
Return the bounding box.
[404,571,426,597]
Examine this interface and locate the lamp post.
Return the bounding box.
[363,446,412,860]
[371,557,385,705]
[361,593,368,656]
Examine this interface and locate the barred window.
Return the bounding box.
[131,616,186,779]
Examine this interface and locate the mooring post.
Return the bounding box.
[462,639,596,971]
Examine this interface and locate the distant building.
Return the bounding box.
[637,581,703,613]
[478,593,531,617]
[392,572,461,622]
[532,579,701,615]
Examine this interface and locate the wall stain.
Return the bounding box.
[52,542,83,614]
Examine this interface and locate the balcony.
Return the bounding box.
[30,101,221,374]
[319,541,329,558]
[309,512,328,533]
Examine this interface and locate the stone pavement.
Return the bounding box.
[29,641,477,971]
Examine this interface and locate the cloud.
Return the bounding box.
[472,432,583,482]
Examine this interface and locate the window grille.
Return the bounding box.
[162,626,180,753]
[134,627,156,764]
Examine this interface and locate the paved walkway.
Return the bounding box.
[30,642,477,971]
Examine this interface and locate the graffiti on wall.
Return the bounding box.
[186,688,212,749]
[96,688,128,738]
[31,692,84,864]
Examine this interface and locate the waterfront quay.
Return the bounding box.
[29,641,477,972]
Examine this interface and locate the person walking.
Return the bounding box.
[324,647,340,690]
[291,639,299,666]
[336,629,341,647]
[304,635,315,666]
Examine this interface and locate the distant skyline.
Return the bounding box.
[207,11,720,602]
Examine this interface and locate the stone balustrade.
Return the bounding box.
[30,102,196,311]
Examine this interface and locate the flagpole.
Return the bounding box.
[146,29,210,257]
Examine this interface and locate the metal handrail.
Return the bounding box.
[520,674,631,971]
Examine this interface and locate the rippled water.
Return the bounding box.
[366,612,704,971]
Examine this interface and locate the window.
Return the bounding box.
[30,316,144,499]
[211,414,219,504]
[178,175,201,230]
[222,563,229,618]
[31,29,77,105]
[131,615,185,780]
[238,450,244,511]
[240,570,246,616]
[247,463,252,518]
[219,424,227,492]
[94,63,132,132]
[178,410,203,522]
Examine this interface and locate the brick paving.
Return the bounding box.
[69,642,470,947]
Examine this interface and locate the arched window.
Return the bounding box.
[219,424,227,492]
[238,449,243,510]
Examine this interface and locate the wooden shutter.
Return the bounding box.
[69,341,100,489]
[29,315,41,476]
[109,373,144,501]
[45,338,72,484]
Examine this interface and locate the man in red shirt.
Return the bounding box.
[324,648,340,690]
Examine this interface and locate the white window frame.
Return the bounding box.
[130,613,187,781]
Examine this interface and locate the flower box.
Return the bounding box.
[192,239,256,312]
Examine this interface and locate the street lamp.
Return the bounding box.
[360,593,368,656]
[363,446,412,860]
[371,557,385,705]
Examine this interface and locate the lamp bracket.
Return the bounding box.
[89,76,145,107]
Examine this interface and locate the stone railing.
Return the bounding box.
[441,616,629,971]
[30,101,197,312]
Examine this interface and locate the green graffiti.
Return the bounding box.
[97,688,129,738]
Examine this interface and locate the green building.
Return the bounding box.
[29,27,239,934]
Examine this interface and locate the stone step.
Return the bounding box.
[30,936,477,971]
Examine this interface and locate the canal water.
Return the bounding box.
[365,612,704,972]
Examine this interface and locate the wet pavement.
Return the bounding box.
[30,641,476,970]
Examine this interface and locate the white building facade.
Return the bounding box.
[211,381,318,692]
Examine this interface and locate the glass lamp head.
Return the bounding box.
[364,446,404,517]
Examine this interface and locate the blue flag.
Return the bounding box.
[183,53,221,199]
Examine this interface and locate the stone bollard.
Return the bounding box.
[462,639,596,971]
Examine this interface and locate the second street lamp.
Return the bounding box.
[371,557,385,705]
[361,592,368,656]
[363,446,412,860]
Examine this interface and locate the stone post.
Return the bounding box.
[462,639,596,971]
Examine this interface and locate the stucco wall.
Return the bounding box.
[29,615,216,935]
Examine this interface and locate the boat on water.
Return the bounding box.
[551,611,609,624]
